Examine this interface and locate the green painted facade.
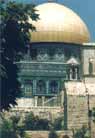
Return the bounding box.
[16,42,81,101]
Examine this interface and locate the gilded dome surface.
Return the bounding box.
[30,2,90,44]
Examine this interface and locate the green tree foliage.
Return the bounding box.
[92,107,95,123]
[1,120,17,138]
[0,113,24,138]
[0,1,39,110]
[74,126,90,138]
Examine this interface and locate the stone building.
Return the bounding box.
[14,2,95,132]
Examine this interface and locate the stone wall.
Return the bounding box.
[67,95,95,132]
[67,95,88,129]
[12,103,63,120]
[82,47,95,75]
[25,131,73,138]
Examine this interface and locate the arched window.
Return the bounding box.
[49,80,58,94]
[67,66,79,80]
[24,81,33,97]
[89,58,93,75]
[37,80,46,94]
[66,56,80,80]
[72,66,76,79]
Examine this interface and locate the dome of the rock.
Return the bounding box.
[30,2,90,44]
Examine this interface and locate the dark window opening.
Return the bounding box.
[89,62,93,75]
[31,49,37,60]
[21,80,33,97]
[37,80,46,94]
[72,66,76,79]
[49,80,58,94]
[67,66,79,80]
[24,83,32,97]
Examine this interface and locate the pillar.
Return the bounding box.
[42,96,45,107]
[46,80,49,94]
[61,90,64,107]
[75,68,78,80]
[33,80,36,95]
[34,96,38,107]
[70,68,72,80]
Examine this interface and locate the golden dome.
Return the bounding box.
[30,2,90,44]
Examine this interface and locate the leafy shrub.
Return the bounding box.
[23,112,36,130]
[24,112,51,130]
[92,107,95,123]
[35,118,51,130]
[0,116,18,138]
[74,126,90,138]
[53,117,64,130]
[48,130,58,138]
[0,113,25,138]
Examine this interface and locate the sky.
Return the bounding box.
[8,0,95,42]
